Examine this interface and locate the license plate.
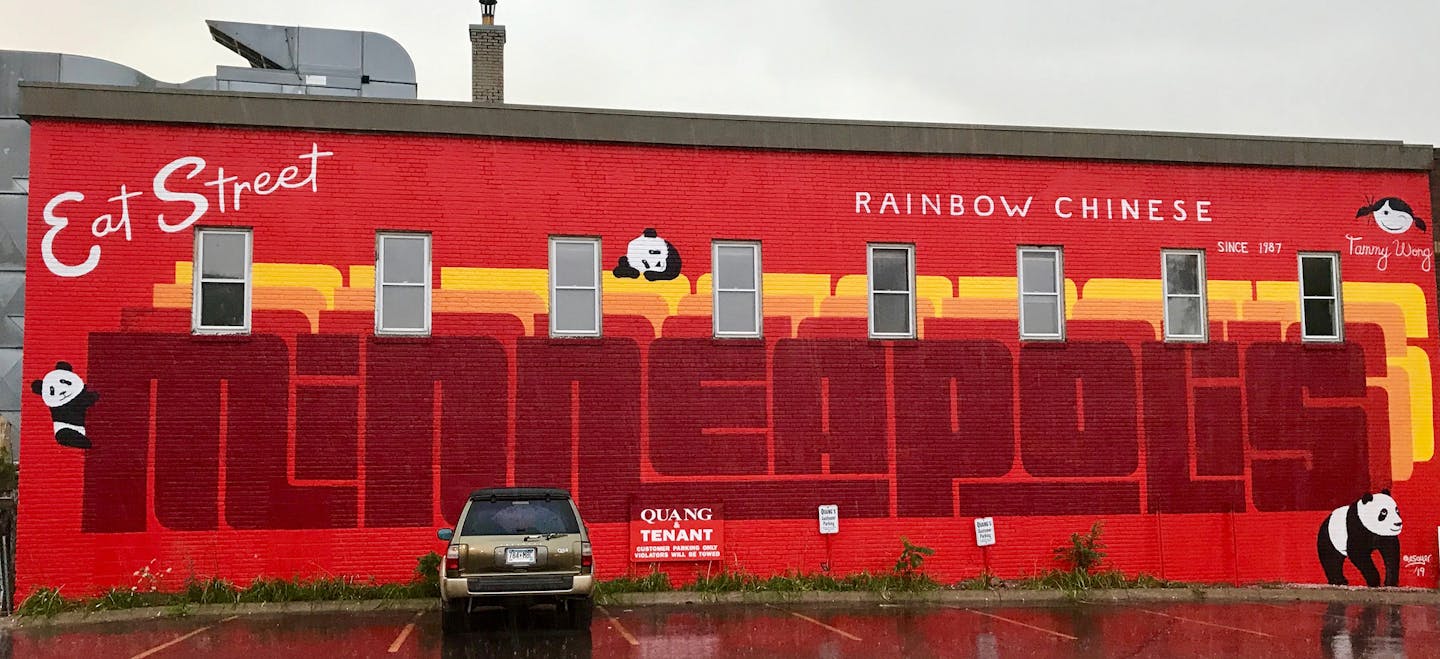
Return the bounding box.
[505,547,537,566]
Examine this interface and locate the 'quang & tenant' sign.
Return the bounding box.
[630,505,724,562]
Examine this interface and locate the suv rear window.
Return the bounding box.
[461,499,581,535]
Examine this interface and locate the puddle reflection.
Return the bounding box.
[1320,603,1406,659]
[439,607,593,659]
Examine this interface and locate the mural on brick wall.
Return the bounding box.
[18,123,1440,597]
[1357,197,1426,235]
[1318,490,1403,587]
[613,228,682,281]
[31,361,98,450]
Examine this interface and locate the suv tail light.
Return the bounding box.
[446,545,463,573]
[580,541,592,569]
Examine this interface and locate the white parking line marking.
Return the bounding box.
[765,604,862,641]
[598,605,640,646]
[1140,608,1273,638]
[128,621,213,659]
[387,611,423,653]
[961,608,1078,640]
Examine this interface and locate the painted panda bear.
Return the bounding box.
[612,228,682,281]
[30,361,98,449]
[1317,490,1402,587]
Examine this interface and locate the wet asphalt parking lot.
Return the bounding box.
[2,600,1436,658]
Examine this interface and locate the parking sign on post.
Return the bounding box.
[974,517,996,547]
[818,505,839,535]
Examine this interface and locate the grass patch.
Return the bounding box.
[235,575,434,603]
[1013,569,1184,591]
[594,570,673,604]
[17,587,76,617]
[17,541,1208,616]
[16,552,444,617]
[596,569,942,601]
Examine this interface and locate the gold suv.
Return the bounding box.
[437,488,594,632]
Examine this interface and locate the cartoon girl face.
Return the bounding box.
[1358,197,1427,234]
[1373,201,1416,234]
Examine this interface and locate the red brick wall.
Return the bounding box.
[19,119,1440,596]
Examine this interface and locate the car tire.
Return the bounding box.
[441,600,468,635]
[565,598,594,630]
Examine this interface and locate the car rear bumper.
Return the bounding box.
[441,573,593,601]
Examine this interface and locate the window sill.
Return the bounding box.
[712,336,766,345]
[1162,338,1210,346]
[189,331,252,344]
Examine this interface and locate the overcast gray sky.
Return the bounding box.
[3,0,1438,145]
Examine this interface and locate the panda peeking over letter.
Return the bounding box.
[31,361,98,449]
[613,228,682,281]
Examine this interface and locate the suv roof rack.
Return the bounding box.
[468,487,571,501]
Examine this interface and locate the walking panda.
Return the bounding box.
[30,361,98,449]
[1317,490,1402,587]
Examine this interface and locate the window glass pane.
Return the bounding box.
[1166,297,1204,337]
[200,233,246,279]
[382,237,427,284]
[1021,253,1057,294]
[554,289,598,333]
[872,292,911,335]
[200,282,246,327]
[716,290,758,334]
[1165,253,1200,295]
[461,499,581,535]
[715,246,756,290]
[1021,295,1060,336]
[1304,299,1338,337]
[1301,257,1335,297]
[554,242,597,288]
[871,249,910,292]
[381,285,426,330]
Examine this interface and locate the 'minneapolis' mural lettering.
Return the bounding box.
[40,144,333,278]
[79,330,1384,533]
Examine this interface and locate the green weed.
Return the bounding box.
[17,587,74,617]
[895,538,936,580]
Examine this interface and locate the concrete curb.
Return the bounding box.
[7,586,1438,628]
[4,598,437,629]
[602,586,1440,607]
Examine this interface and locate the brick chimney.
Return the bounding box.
[470,0,505,104]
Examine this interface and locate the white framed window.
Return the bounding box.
[1162,249,1208,342]
[1018,246,1064,340]
[550,237,601,337]
[868,244,915,339]
[1299,252,1342,342]
[192,228,252,334]
[375,232,431,335]
[713,241,762,338]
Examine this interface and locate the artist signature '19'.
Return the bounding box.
[39,144,333,278]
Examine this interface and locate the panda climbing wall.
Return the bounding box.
[1318,490,1403,587]
[30,362,99,449]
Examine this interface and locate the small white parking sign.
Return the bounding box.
[818,505,839,535]
[974,517,996,547]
